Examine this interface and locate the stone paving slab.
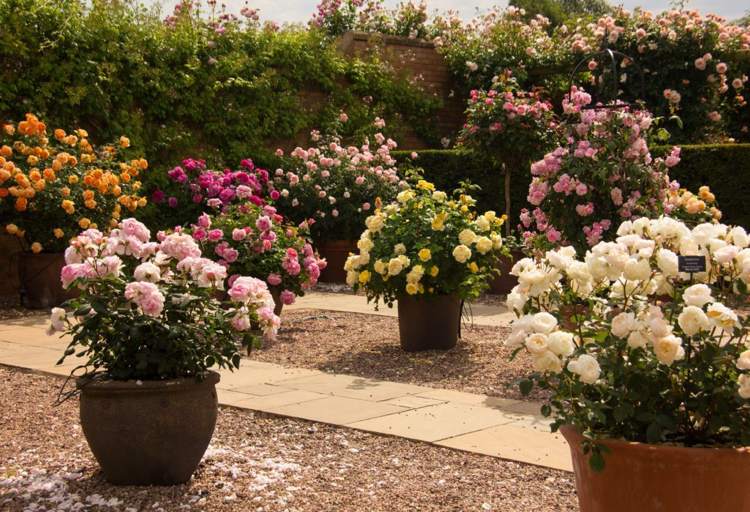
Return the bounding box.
[0,316,571,473]
[287,292,515,327]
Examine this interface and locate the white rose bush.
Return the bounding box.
[345,179,508,306]
[48,218,280,381]
[507,216,750,468]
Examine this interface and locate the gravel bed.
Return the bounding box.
[250,309,547,402]
[0,366,577,511]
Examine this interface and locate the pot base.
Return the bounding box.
[397,294,461,351]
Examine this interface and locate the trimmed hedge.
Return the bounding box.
[393,144,750,229]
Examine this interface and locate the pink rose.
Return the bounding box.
[267,273,282,286]
[280,290,296,305]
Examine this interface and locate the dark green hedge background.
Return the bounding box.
[393,144,750,228]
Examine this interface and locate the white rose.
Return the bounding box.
[706,302,739,330]
[731,226,749,248]
[134,262,161,283]
[547,331,576,357]
[627,330,649,349]
[458,229,477,245]
[432,191,447,202]
[453,244,472,263]
[714,245,739,265]
[682,284,714,307]
[533,350,563,373]
[525,333,549,354]
[475,237,493,254]
[506,289,527,313]
[738,374,750,399]
[532,312,558,333]
[677,306,710,336]
[567,354,601,384]
[611,312,637,338]
[653,334,685,365]
[387,258,404,276]
[49,307,67,332]
[736,350,750,371]
[656,249,679,277]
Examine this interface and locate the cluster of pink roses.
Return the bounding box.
[521,89,676,251]
[57,218,279,337]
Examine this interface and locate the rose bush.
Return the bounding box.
[507,216,750,467]
[520,89,673,252]
[269,118,404,242]
[188,204,326,308]
[0,113,148,253]
[346,179,508,306]
[48,218,280,380]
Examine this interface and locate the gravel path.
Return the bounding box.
[0,366,577,511]
[250,309,547,402]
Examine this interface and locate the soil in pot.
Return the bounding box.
[561,426,750,512]
[316,239,357,283]
[19,252,78,309]
[397,294,462,351]
[78,371,220,485]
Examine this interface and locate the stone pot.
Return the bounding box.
[488,250,524,295]
[18,252,77,309]
[561,425,750,512]
[77,371,220,485]
[397,294,461,351]
[315,239,357,283]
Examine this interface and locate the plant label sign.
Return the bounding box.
[678,255,706,273]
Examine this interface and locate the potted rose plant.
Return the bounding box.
[0,113,148,308]
[188,204,326,315]
[47,218,279,485]
[269,117,403,282]
[347,179,507,351]
[507,216,750,511]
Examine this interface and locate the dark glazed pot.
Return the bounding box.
[397,294,461,351]
[316,239,357,283]
[561,425,750,512]
[78,371,220,485]
[19,252,77,309]
[269,286,284,316]
[488,250,524,295]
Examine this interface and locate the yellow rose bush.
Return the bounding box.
[346,179,508,306]
[0,114,148,253]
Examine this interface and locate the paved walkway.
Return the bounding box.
[0,314,571,472]
[287,291,516,327]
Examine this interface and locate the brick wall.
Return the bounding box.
[338,32,464,149]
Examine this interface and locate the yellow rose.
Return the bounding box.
[475,236,493,254]
[458,229,476,245]
[53,228,64,239]
[416,180,435,191]
[78,217,91,229]
[30,242,42,254]
[5,223,18,235]
[394,243,406,255]
[388,257,404,276]
[431,191,447,202]
[418,248,431,262]
[405,282,419,295]
[431,212,447,231]
[119,136,131,148]
[468,262,479,273]
[430,266,439,277]
[373,259,387,275]
[397,190,415,203]
[346,270,359,287]
[358,270,371,285]
[453,244,472,263]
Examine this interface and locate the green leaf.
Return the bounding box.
[519,379,533,396]
[588,450,606,473]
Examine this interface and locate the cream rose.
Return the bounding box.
[453,244,472,263]
[387,258,404,276]
[458,229,477,246]
[532,312,558,333]
[706,302,739,330]
[475,236,493,254]
[653,334,685,365]
[677,305,710,336]
[683,284,713,308]
[738,374,750,399]
[611,312,637,338]
[567,354,601,384]
[547,331,576,357]
[736,350,750,371]
[525,333,549,354]
[533,350,563,373]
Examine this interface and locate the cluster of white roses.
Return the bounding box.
[507,216,750,398]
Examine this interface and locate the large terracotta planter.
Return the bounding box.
[78,371,220,485]
[561,425,750,512]
[488,250,524,295]
[316,239,357,283]
[397,294,462,351]
[19,252,77,309]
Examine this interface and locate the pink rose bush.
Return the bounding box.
[269,117,404,241]
[49,218,279,380]
[150,157,273,229]
[507,216,750,466]
[188,204,326,309]
[520,89,673,252]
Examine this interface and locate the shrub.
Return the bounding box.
[346,179,508,306]
[49,218,279,380]
[0,113,148,253]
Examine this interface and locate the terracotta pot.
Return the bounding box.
[78,372,220,485]
[18,252,78,309]
[397,294,461,351]
[561,425,750,512]
[488,250,524,295]
[316,239,357,283]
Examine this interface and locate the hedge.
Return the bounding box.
[393,144,750,229]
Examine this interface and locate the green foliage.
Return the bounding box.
[0,0,439,175]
